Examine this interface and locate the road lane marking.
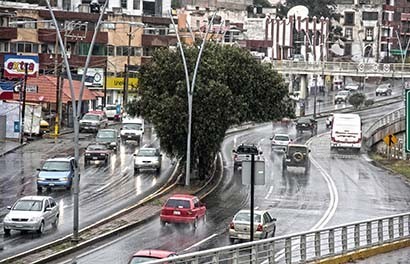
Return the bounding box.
[265,186,274,199]
[182,234,218,252]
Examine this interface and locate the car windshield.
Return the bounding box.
[129,256,161,264]
[42,161,70,171]
[377,84,389,89]
[87,144,108,151]
[337,91,350,95]
[106,106,116,110]
[123,123,142,130]
[165,199,190,209]
[83,114,99,121]
[137,149,157,156]
[234,212,262,223]
[298,117,311,123]
[97,131,115,138]
[274,135,289,141]
[12,200,42,211]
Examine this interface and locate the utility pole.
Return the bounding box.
[104,63,107,108]
[20,63,28,144]
[313,74,317,118]
[123,25,132,108]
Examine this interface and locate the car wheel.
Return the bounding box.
[192,218,198,229]
[4,227,11,236]
[104,158,109,165]
[229,237,235,244]
[84,159,88,166]
[52,215,59,228]
[66,183,72,191]
[160,220,166,227]
[134,167,139,173]
[37,221,44,234]
[156,167,161,173]
[37,186,42,193]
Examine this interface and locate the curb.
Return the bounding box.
[311,239,410,264]
[0,142,26,157]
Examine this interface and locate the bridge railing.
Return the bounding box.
[146,212,410,263]
[268,60,410,76]
[364,107,405,139]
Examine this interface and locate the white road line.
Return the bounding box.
[265,186,274,200]
[362,154,373,162]
[182,234,218,252]
[273,134,339,262]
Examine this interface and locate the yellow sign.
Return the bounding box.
[106,77,138,90]
[383,134,398,146]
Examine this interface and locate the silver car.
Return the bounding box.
[228,209,276,243]
[270,133,292,152]
[133,147,162,172]
[3,196,59,235]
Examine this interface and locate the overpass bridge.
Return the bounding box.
[265,61,410,99]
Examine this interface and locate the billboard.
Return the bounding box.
[106,77,138,90]
[4,55,39,78]
[77,67,104,87]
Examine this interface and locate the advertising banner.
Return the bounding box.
[106,77,138,90]
[77,67,104,87]
[4,55,39,78]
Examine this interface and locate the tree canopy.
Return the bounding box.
[127,42,294,180]
[277,0,337,20]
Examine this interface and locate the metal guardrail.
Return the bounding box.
[268,61,410,78]
[146,212,410,264]
[364,107,405,138]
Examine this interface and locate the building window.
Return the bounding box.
[365,27,374,40]
[133,0,140,10]
[362,12,378,21]
[344,43,352,56]
[15,42,39,53]
[345,28,353,40]
[9,17,37,29]
[344,12,355,26]
[0,42,9,52]
[121,0,127,9]
[336,0,354,3]
[107,45,115,56]
[381,43,388,51]
[382,12,390,21]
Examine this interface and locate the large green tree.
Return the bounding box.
[277,0,337,20]
[128,42,294,180]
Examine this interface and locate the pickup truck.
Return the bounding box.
[232,144,263,170]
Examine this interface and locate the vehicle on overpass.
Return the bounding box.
[330,113,362,152]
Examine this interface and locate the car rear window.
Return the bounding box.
[234,212,262,223]
[289,146,308,154]
[88,144,108,151]
[106,106,117,110]
[137,149,157,156]
[83,114,99,121]
[97,131,115,138]
[123,123,142,130]
[274,135,289,141]
[165,199,190,209]
[237,146,258,154]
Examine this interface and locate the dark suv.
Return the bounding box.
[295,117,317,135]
[282,144,311,174]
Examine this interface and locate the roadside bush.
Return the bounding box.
[348,93,366,109]
[364,99,374,107]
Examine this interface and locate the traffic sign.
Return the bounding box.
[384,134,398,147]
[406,90,410,152]
[0,81,14,100]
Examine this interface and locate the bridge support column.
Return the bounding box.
[300,74,308,99]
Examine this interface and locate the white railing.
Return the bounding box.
[146,212,410,263]
[267,61,410,77]
[364,107,405,138]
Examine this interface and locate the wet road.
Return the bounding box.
[0,126,175,259]
[56,101,410,264]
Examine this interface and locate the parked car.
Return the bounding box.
[344,83,360,92]
[79,111,108,133]
[270,134,292,152]
[375,83,392,96]
[84,143,112,165]
[228,209,276,243]
[283,144,311,174]
[36,156,76,192]
[326,114,334,129]
[3,196,59,235]
[120,117,144,144]
[295,117,317,135]
[133,147,162,172]
[128,249,176,264]
[160,194,206,229]
[333,78,343,90]
[232,144,263,170]
[334,90,351,104]
[96,129,120,151]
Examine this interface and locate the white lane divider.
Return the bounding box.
[182,234,218,252]
[265,186,274,200]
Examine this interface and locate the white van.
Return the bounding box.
[120,118,144,144]
[330,113,362,152]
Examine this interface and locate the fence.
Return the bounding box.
[145,212,410,264]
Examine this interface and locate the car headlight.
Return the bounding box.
[29,216,41,222]
[4,215,11,221]
[37,177,46,181]
[59,177,68,181]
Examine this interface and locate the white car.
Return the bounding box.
[375,84,392,96]
[133,147,162,172]
[120,117,144,144]
[104,105,121,120]
[344,84,360,92]
[270,134,292,152]
[3,196,59,235]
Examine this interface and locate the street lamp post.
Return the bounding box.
[170,10,217,186]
